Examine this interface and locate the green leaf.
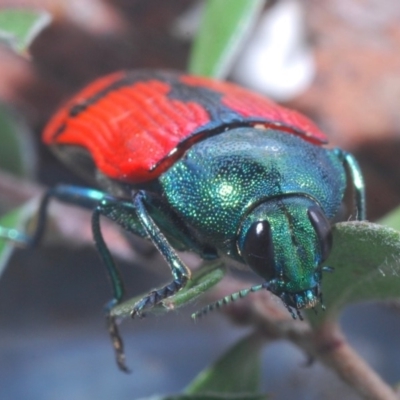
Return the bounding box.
[110,260,226,319]
[0,203,33,278]
[185,333,264,395]
[307,221,400,325]
[0,210,21,276]
[0,8,51,55]
[0,103,36,177]
[189,0,265,78]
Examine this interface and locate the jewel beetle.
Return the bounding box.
[2,69,365,371]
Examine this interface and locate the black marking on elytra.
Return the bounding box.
[61,69,262,126]
[69,102,90,117]
[51,123,67,140]
[54,71,165,140]
[53,70,318,171]
[150,120,269,172]
[167,78,241,124]
[65,71,169,118]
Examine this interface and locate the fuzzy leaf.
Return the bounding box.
[307,221,400,325]
[110,260,226,319]
[189,0,265,78]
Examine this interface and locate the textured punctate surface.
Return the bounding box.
[160,127,345,257]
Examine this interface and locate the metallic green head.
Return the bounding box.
[237,195,332,310]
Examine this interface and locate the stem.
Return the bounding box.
[313,321,398,400]
[209,279,398,400]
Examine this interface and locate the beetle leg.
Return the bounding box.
[4,184,127,305]
[131,190,191,317]
[1,184,135,371]
[4,184,158,303]
[334,149,366,221]
[3,184,119,247]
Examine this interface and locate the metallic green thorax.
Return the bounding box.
[154,127,347,307]
[160,129,345,251]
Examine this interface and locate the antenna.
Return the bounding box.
[192,282,269,320]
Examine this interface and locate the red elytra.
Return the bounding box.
[43,70,327,184]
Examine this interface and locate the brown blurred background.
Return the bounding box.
[1,1,400,399]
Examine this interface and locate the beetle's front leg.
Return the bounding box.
[131,190,191,317]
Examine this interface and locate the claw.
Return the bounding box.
[130,279,183,318]
[106,313,130,373]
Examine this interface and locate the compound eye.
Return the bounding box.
[242,221,276,281]
[307,205,332,262]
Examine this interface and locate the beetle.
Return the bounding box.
[1,69,365,371]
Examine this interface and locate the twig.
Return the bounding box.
[207,277,398,400]
[313,322,398,400]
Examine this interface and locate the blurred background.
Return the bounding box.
[1,1,400,399]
